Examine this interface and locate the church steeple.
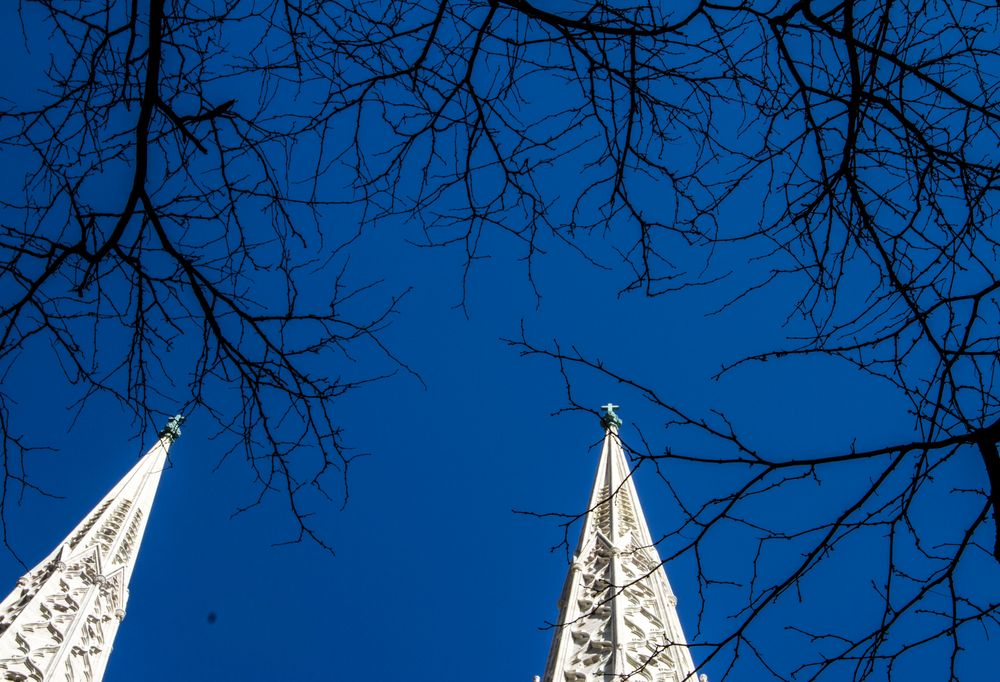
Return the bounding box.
[0,415,183,681]
[541,405,700,682]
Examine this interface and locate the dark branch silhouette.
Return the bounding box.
[1,0,997,678]
[0,0,410,555]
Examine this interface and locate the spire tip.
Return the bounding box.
[600,403,621,430]
[159,414,185,443]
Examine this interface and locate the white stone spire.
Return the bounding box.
[0,415,183,681]
[541,405,700,682]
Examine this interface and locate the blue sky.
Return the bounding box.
[4,222,992,680]
[0,2,997,680]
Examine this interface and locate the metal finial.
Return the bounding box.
[159,414,185,443]
[600,403,621,429]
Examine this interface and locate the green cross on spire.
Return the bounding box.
[600,403,622,429]
[159,414,185,443]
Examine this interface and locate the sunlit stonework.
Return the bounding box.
[541,405,702,682]
[0,417,182,681]
[0,406,701,681]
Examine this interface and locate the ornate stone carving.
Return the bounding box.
[0,431,175,680]
[541,410,699,682]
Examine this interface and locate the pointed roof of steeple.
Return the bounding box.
[47,415,182,582]
[541,405,700,682]
[0,415,183,681]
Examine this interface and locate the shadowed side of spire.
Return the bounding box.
[0,415,183,681]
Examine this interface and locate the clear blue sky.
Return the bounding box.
[4,223,991,680]
[0,3,995,681]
